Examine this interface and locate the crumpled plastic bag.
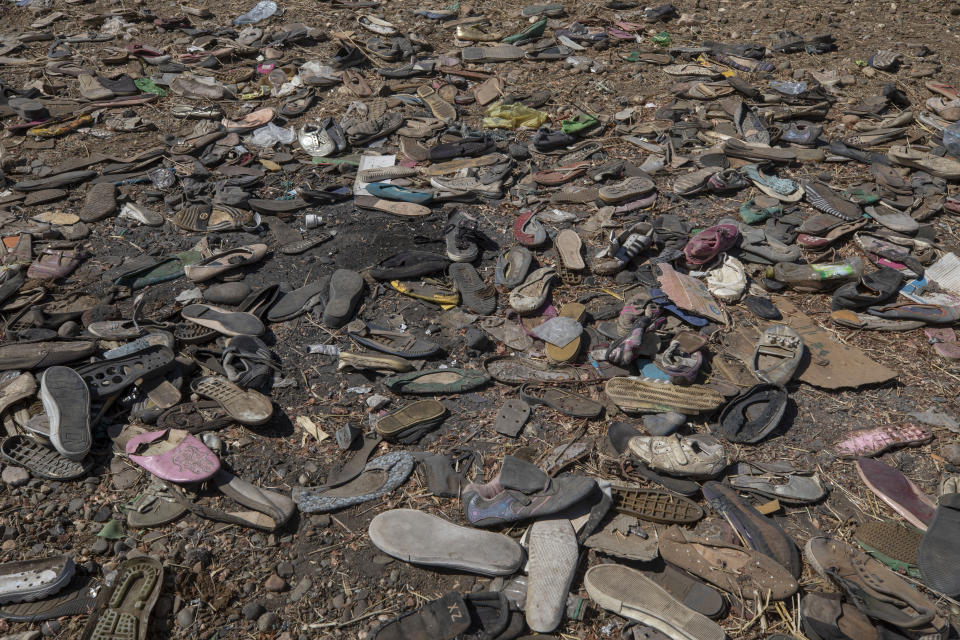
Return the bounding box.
[234,0,278,25]
[246,122,295,147]
[483,102,548,129]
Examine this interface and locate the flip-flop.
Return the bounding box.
[127,484,189,528]
[80,558,162,640]
[293,451,414,513]
[125,428,221,483]
[857,457,936,530]
[181,304,265,337]
[383,368,489,394]
[1,435,91,480]
[520,384,603,418]
[190,376,273,425]
[612,486,703,524]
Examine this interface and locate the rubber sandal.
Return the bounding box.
[293,450,414,513]
[449,263,497,315]
[383,368,489,394]
[190,376,273,425]
[715,382,788,444]
[125,428,220,483]
[127,484,189,528]
[79,557,163,640]
[181,304,265,337]
[75,345,175,401]
[520,384,603,418]
[612,486,703,524]
[834,424,933,459]
[163,469,295,532]
[1,435,91,480]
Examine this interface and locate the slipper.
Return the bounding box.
[585,564,726,640]
[556,229,585,271]
[509,267,558,314]
[494,246,533,289]
[191,376,273,425]
[324,434,383,487]
[867,302,960,324]
[716,383,787,444]
[866,205,919,234]
[702,481,802,578]
[729,461,826,505]
[604,378,724,414]
[165,469,296,531]
[75,346,175,401]
[390,279,459,305]
[125,429,220,483]
[834,424,933,459]
[0,556,75,605]
[831,309,925,331]
[293,450,414,513]
[449,263,497,315]
[612,486,703,524]
[383,368,489,394]
[526,517,578,633]
[369,509,522,576]
[79,557,162,640]
[857,457,935,530]
[683,224,739,265]
[493,399,530,436]
[483,354,580,384]
[0,435,91,480]
[183,244,268,283]
[127,483,188,528]
[322,269,364,328]
[521,384,603,418]
[375,400,447,443]
[855,521,922,578]
[533,161,591,185]
[267,282,326,322]
[805,536,937,631]
[416,84,456,122]
[751,324,804,384]
[513,211,548,247]
[181,304,265,337]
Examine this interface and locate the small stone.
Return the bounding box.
[242,601,266,620]
[841,114,860,127]
[276,562,295,578]
[464,327,491,352]
[365,394,390,410]
[264,574,287,592]
[2,466,29,487]
[257,612,280,632]
[92,505,112,522]
[92,539,110,555]
[40,620,60,636]
[2,540,16,551]
[839,74,856,86]
[943,443,960,466]
[331,593,346,609]
[176,606,196,628]
[289,577,311,603]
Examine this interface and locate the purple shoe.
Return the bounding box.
[462,456,596,527]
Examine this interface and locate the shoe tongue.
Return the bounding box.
[433,592,472,634]
[497,455,549,493]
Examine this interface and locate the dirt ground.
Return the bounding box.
[1,0,960,638]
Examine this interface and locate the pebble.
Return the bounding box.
[2,467,29,487]
[264,574,287,592]
[92,505,112,522]
[943,443,960,466]
[242,602,266,620]
[257,612,280,632]
[1,540,16,551]
[276,562,295,578]
[39,621,60,637]
[92,539,110,555]
[289,577,312,603]
[331,593,346,609]
[176,606,197,628]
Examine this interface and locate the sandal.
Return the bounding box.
[190,376,273,425]
[74,345,175,401]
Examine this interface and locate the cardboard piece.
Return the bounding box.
[656,263,728,324]
[775,297,897,389]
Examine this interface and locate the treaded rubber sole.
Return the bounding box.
[612,486,704,525]
[605,378,724,414]
[42,366,91,461]
[526,518,578,633]
[0,435,90,480]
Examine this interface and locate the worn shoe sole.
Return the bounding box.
[449,263,496,315]
[604,378,724,414]
[0,435,91,481]
[80,557,162,640]
[585,564,725,640]
[322,269,364,328]
[181,304,265,336]
[191,376,273,425]
[75,345,175,401]
[369,509,522,576]
[0,557,75,606]
[42,366,91,461]
[0,574,95,621]
[526,518,579,633]
[855,521,921,577]
[612,486,703,525]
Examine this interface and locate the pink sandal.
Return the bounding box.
[126,429,221,483]
[834,423,933,459]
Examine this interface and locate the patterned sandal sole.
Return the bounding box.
[82,557,162,640]
[605,378,724,414]
[191,377,273,425]
[1,435,91,480]
[613,486,704,524]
